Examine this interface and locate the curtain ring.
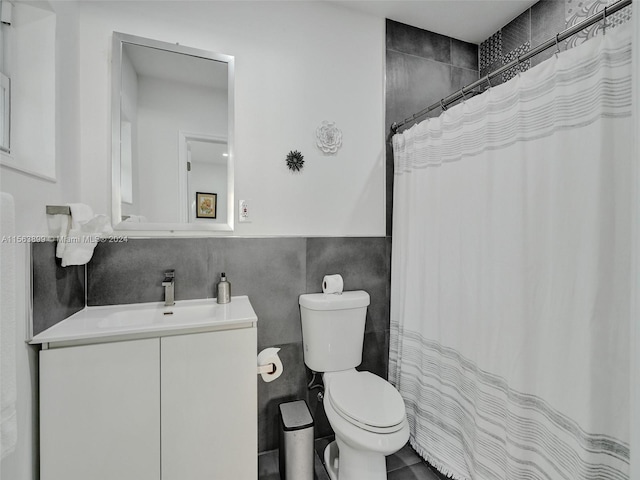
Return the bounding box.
[602,7,607,35]
[460,86,467,102]
[485,74,492,89]
[554,33,561,57]
[440,99,448,111]
[516,55,522,76]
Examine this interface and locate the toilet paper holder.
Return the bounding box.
[257,347,282,382]
[257,363,276,375]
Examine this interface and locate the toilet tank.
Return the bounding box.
[298,290,370,372]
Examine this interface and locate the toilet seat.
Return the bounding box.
[327,371,406,434]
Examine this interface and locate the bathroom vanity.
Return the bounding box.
[31,296,258,480]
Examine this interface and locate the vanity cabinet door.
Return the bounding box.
[40,339,161,480]
[161,327,257,480]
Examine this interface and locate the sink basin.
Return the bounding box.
[30,296,258,346]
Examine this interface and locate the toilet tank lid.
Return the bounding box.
[299,290,370,311]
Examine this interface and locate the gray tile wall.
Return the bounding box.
[385,20,479,235]
[479,0,632,86]
[31,241,85,336]
[33,236,391,453]
[385,19,478,131]
[480,0,562,84]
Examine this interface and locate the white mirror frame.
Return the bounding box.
[111,32,235,234]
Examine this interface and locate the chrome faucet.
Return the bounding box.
[162,270,175,307]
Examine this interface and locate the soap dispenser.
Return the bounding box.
[216,273,231,304]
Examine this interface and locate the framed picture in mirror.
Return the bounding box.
[196,192,217,219]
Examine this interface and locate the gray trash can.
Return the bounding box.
[279,400,314,480]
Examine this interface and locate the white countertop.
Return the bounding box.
[30,296,258,347]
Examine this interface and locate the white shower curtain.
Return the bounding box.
[390,22,632,480]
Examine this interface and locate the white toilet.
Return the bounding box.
[299,290,410,480]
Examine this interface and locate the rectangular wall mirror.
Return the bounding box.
[111,32,234,233]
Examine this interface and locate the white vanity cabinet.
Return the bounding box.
[161,328,257,479]
[39,315,257,480]
[40,338,161,480]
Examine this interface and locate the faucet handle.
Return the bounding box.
[162,270,175,285]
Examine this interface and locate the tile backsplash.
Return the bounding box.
[32,236,391,452]
[31,241,85,336]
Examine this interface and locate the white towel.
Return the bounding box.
[56,203,113,267]
[53,213,69,258]
[0,192,17,459]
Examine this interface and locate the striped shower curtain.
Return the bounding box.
[390,22,632,480]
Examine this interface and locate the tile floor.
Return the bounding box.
[258,437,446,480]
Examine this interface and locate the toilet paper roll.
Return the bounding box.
[322,274,344,294]
[257,347,283,383]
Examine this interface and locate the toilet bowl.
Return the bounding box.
[322,370,409,480]
[299,291,409,480]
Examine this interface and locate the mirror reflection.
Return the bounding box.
[181,133,228,224]
[112,33,234,232]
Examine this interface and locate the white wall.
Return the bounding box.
[0,2,56,181]
[77,0,386,236]
[0,2,80,480]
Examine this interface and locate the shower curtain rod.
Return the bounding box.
[389,0,632,137]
